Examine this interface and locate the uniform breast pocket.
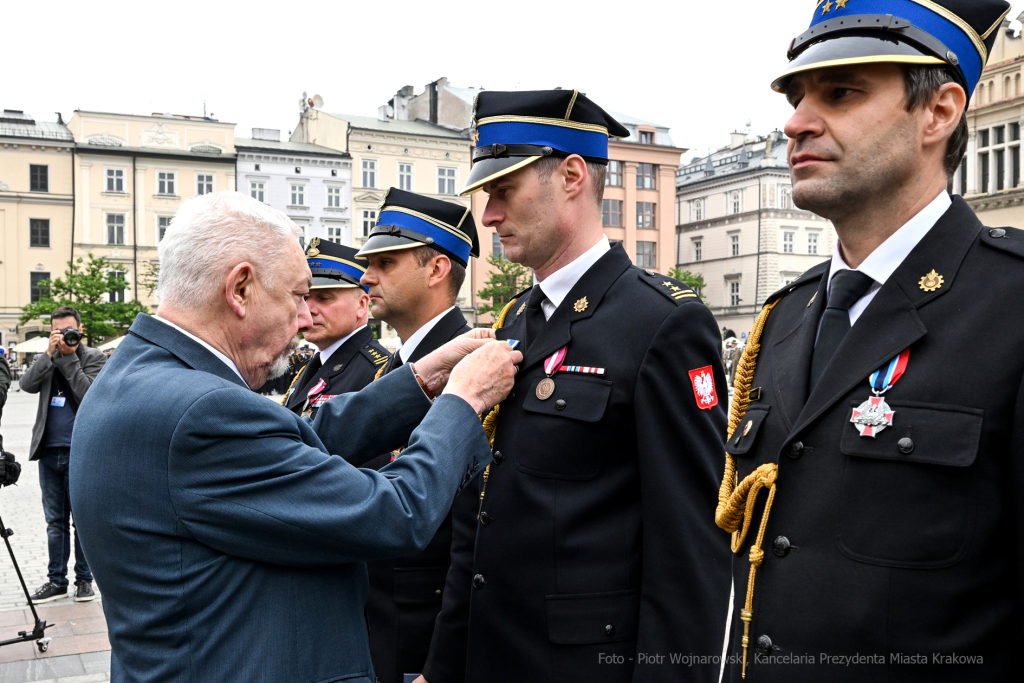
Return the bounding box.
[726,405,770,456]
[837,401,983,568]
[516,375,613,480]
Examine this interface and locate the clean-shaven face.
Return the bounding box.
[480,164,563,270]
[304,287,367,348]
[359,249,429,325]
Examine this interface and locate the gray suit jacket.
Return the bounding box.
[20,341,106,459]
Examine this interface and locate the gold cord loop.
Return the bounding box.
[477,298,518,519]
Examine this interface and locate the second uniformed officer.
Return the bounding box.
[282,239,388,418]
[354,188,480,683]
[419,89,732,683]
[716,0,1021,680]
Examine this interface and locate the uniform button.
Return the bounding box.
[772,536,791,557]
[492,450,504,465]
[435,589,442,598]
[605,624,615,637]
[472,574,485,589]
[555,399,567,411]
[989,228,1006,238]
[789,441,804,459]
[898,438,915,454]
[480,511,492,525]
[755,635,772,655]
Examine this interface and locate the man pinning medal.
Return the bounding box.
[352,187,480,683]
[716,1,1022,680]
[282,239,389,418]
[418,89,732,683]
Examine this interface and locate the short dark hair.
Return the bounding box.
[901,64,968,179]
[50,306,81,327]
[531,156,607,206]
[411,245,465,302]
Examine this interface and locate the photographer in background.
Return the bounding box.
[20,306,105,603]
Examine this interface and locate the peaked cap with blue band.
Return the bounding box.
[773,0,1011,99]
[463,89,630,195]
[305,238,368,291]
[356,188,479,267]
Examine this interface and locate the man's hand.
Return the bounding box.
[414,329,498,396]
[46,331,63,358]
[443,340,521,415]
[411,677,428,683]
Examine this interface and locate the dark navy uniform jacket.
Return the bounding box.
[424,243,732,683]
[722,197,1024,682]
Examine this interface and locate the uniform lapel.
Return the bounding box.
[520,244,631,373]
[770,263,830,431]
[408,308,469,364]
[495,295,529,345]
[321,327,373,389]
[790,197,980,437]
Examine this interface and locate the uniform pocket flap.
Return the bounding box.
[545,588,640,644]
[726,405,771,455]
[393,566,448,605]
[840,400,983,467]
[523,375,612,423]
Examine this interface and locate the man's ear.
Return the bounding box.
[224,262,257,319]
[427,254,452,289]
[561,155,588,200]
[923,82,966,151]
[356,290,370,317]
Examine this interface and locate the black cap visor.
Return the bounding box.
[463,155,543,196]
[309,272,363,290]
[772,33,946,93]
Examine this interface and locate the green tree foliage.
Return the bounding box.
[476,254,532,316]
[138,260,160,298]
[668,268,710,305]
[20,253,149,344]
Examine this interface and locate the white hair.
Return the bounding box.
[158,191,302,309]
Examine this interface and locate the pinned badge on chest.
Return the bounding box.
[850,349,909,437]
[535,346,567,401]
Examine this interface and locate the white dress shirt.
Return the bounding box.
[827,191,951,326]
[153,315,246,384]
[534,235,611,320]
[397,306,457,363]
[314,325,367,366]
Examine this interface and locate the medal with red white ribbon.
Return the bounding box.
[535,345,567,400]
[850,348,909,437]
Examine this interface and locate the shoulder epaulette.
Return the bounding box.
[637,268,701,305]
[361,341,390,367]
[980,226,1024,259]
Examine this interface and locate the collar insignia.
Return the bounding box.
[517,302,527,316]
[918,269,944,292]
[573,296,589,313]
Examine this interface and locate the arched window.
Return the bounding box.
[780,187,791,210]
[693,199,703,221]
[1005,76,1012,100]
[990,80,996,102]
[1016,73,1021,97]
[731,192,741,214]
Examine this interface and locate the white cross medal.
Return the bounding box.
[850,348,909,438]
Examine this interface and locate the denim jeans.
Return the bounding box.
[38,447,91,588]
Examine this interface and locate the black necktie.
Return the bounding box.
[524,285,548,348]
[810,270,875,389]
[295,355,322,398]
[390,353,404,372]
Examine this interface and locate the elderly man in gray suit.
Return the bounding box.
[70,191,520,683]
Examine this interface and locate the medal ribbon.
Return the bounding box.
[868,348,910,394]
[544,346,568,377]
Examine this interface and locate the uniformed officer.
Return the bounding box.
[353,188,479,683]
[716,1,1020,680]
[418,90,732,683]
[282,239,389,418]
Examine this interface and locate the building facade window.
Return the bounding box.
[807,232,820,255]
[636,240,657,268]
[290,184,305,206]
[158,216,171,242]
[693,240,702,262]
[327,186,343,208]
[602,199,622,227]
[780,187,791,209]
[106,168,124,193]
[30,164,48,192]
[606,160,623,187]
[399,163,413,192]
[730,234,740,257]
[106,214,125,245]
[30,272,50,303]
[250,181,265,202]
[783,231,794,253]
[108,270,126,303]
[158,171,176,196]
[437,167,457,195]
[30,218,50,248]
[729,281,741,307]
[1014,147,1021,188]
[693,199,703,221]
[636,202,656,229]
[980,152,989,192]
[730,191,741,214]
[361,210,376,238]
[326,225,344,244]
[492,232,504,258]
[362,159,377,188]
[196,174,214,195]
[997,149,1006,191]
[980,129,990,148]
[639,131,654,145]
[636,163,656,190]
[1013,122,1021,141]
[996,125,1005,145]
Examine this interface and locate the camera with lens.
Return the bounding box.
[60,328,81,348]
[0,452,20,488]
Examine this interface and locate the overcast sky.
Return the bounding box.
[4,0,1022,164]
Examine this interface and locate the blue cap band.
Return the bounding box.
[377,210,472,264]
[477,121,609,159]
[808,0,983,97]
[308,257,368,291]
